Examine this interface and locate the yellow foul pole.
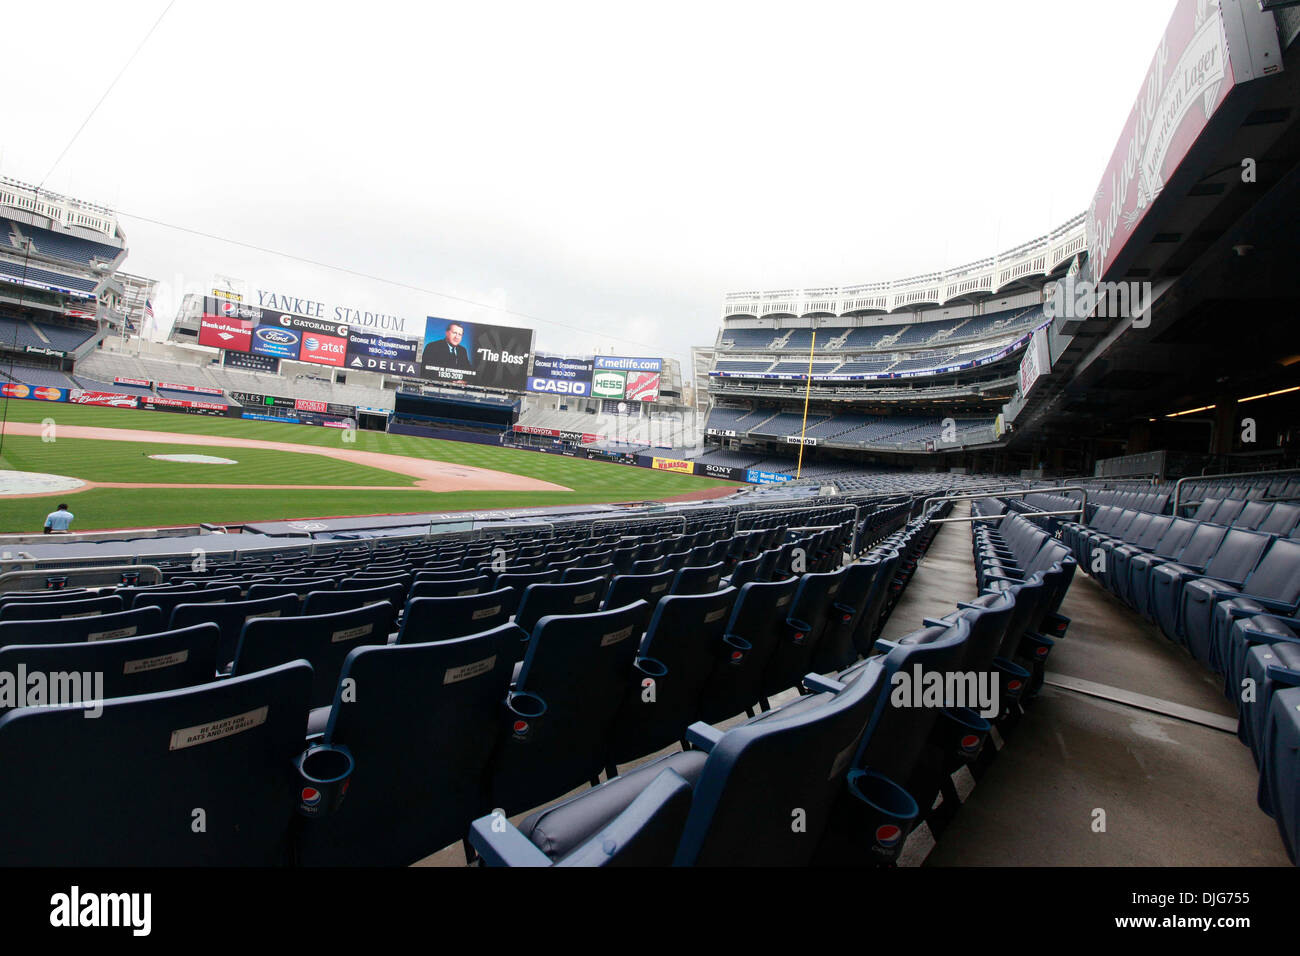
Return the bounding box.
[796,330,816,479]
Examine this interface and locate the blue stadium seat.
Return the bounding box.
[761,566,849,698]
[669,562,725,596]
[602,570,673,612]
[814,618,972,861]
[396,588,514,645]
[0,662,312,865]
[0,606,163,648]
[1241,626,1300,764]
[232,602,394,710]
[1261,685,1300,862]
[0,624,221,711]
[302,584,404,635]
[1149,529,1271,644]
[0,595,124,621]
[513,580,606,641]
[811,558,882,673]
[170,594,300,674]
[696,577,799,725]
[494,570,562,613]
[408,575,491,599]
[852,549,901,656]
[129,584,243,619]
[472,653,889,867]
[1180,538,1300,672]
[724,555,762,590]
[1107,517,1194,606]
[609,587,739,767]
[294,625,521,865]
[488,600,653,816]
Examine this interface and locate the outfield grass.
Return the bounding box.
[0,401,737,531]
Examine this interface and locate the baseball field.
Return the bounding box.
[0,402,739,532]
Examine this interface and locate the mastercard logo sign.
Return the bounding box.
[1,383,30,399]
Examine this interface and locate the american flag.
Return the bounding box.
[144,299,154,320]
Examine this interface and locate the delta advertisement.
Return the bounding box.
[527,355,594,396]
[591,357,662,402]
[346,331,418,376]
[420,317,533,391]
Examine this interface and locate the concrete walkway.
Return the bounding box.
[890,502,1289,866]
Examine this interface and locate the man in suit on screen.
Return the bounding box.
[422,322,475,373]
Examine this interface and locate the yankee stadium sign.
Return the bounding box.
[255,289,412,334]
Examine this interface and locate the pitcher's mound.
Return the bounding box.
[149,454,239,464]
[0,470,87,497]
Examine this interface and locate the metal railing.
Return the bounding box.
[1173,467,1300,515]
[590,514,687,539]
[0,564,164,591]
[921,486,1087,525]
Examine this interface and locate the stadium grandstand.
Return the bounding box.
[5,0,1300,914]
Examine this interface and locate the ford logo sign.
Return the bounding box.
[255,328,297,345]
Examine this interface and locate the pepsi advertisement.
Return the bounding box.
[527,355,594,396]
[420,317,533,391]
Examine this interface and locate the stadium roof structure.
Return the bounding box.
[1005,6,1300,467]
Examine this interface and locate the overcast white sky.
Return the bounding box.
[1,0,1178,367]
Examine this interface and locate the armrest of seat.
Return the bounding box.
[684,721,725,752]
[1246,613,1300,631]
[469,813,555,867]
[1189,581,1243,602]
[1230,593,1299,614]
[981,571,1027,584]
[1264,664,1300,689]
[802,673,846,695]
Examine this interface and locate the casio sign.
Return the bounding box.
[530,377,589,395]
